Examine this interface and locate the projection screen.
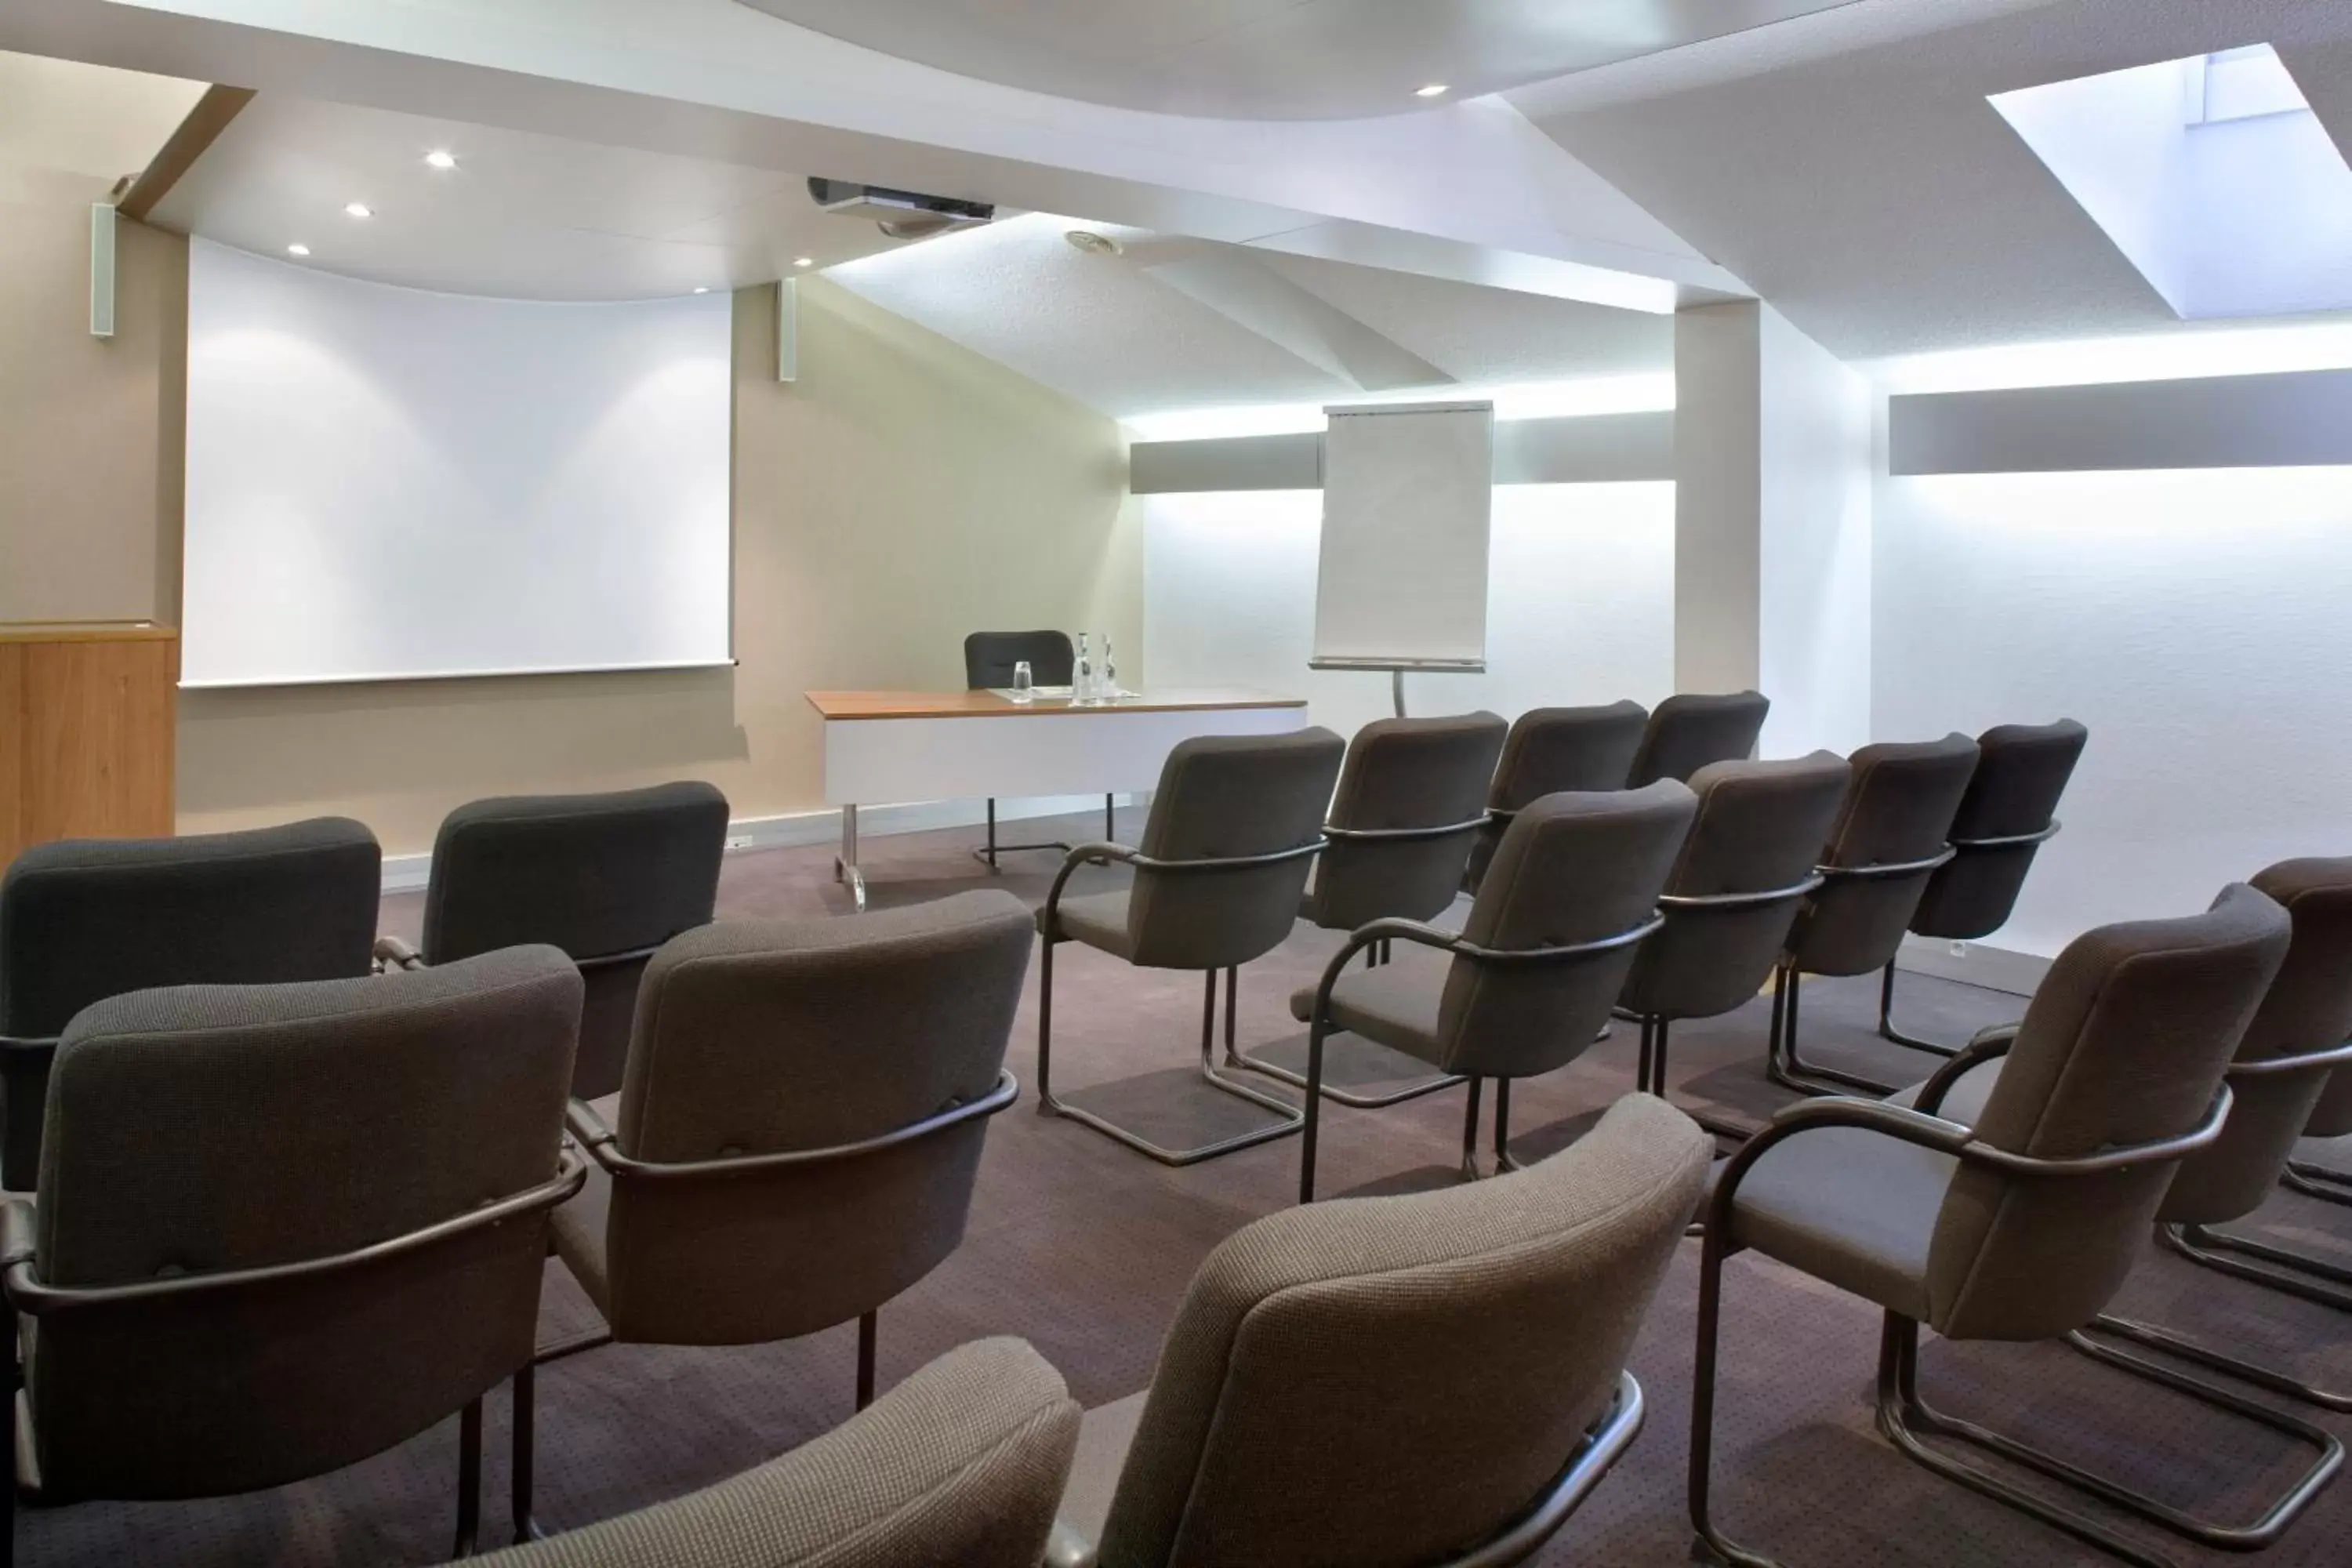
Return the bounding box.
[1310,401,1494,672]
[182,239,732,688]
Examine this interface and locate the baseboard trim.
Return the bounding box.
[379,793,1144,896]
[1894,935,2049,999]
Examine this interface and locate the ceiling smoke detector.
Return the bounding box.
[1065,230,1123,256]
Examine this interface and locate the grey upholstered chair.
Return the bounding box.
[550,890,1032,1414]
[1690,885,2337,1566]
[1464,699,1647,893]
[963,629,1112,866]
[472,1338,1080,1568]
[1765,733,1980,1097]
[1038,729,1345,1166]
[2292,1058,2352,1205]
[1881,718,2088,1052]
[1288,781,1696,1202]
[1236,713,1505,1112]
[1,949,585,1557]
[1045,1093,1710,1568]
[1913,858,2352,1421]
[0,817,381,1188]
[1617,754,1851,1114]
[1623,690,1769,789]
[398,783,728,1101]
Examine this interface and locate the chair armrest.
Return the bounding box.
[1041,842,1141,938]
[1043,1521,1099,1568]
[566,1098,623,1169]
[372,935,425,973]
[0,1198,34,1276]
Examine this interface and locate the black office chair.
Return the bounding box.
[964,630,1113,869]
[0,818,381,1188]
[1880,719,2087,1053]
[1624,690,1769,788]
[391,783,729,1101]
[1465,701,1647,893]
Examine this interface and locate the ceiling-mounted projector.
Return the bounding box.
[807,177,994,240]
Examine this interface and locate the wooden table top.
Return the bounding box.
[805,688,1306,720]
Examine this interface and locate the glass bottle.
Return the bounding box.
[1074,632,1094,703]
[1101,636,1117,702]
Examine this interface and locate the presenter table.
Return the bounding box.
[804,689,1308,909]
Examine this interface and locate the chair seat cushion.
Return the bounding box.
[1286,955,1445,1066]
[1054,1390,1147,1556]
[550,1102,620,1318]
[1039,893,1135,961]
[1886,1061,2003,1125]
[1724,1124,1955,1320]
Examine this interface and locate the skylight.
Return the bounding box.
[1990,45,2352,321]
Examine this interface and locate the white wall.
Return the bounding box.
[1758,305,1873,758]
[1874,463,2352,958]
[1144,482,1675,740]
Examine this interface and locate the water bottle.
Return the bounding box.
[1074,632,1094,704]
[1102,636,1117,702]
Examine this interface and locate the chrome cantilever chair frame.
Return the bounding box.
[0,1154,586,1560]
[548,1073,1021,1419]
[1878,821,2062,1054]
[1038,840,1323,1166]
[1690,1074,2343,1568]
[1766,846,1958,1100]
[1295,912,1664,1203]
[2074,1035,2352,1413]
[1231,815,1491,1111]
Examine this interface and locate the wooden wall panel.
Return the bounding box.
[0,624,177,871]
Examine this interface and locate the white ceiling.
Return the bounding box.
[0,48,203,183]
[731,0,1867,121]
[147,94,927,300]
[1526,0,2352,358]
[826,212,1672,419]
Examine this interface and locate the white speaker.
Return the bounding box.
[89,202,116,339]
[776,276,797,383]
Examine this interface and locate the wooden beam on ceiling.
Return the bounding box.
[116,84,254,223]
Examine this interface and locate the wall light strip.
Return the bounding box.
[1120,372,1675,443]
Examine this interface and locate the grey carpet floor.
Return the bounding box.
[25,807,2352,1566]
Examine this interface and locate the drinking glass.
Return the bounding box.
[1010,659,1034,702]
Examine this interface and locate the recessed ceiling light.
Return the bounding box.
[1414,83,1450,98]
[423,150,457,170]
[793,256,815,268]
[286,243,310,257]
[693,286,710,294]
[344,201,372,219]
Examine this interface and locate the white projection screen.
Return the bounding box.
[183,239,732,688]
[1311,401,1494,672]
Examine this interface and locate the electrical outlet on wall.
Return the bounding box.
[724,833,753,851]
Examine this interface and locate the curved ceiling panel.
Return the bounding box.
[731,0,1868,121]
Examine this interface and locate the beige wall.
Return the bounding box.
[176,274,1142,855]
[0,165,186,623]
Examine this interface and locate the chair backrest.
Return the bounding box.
[423,782,728,1099]
[602,890,1034,1345]
[1909,720,2088,942]
[1784,734,1980,977]
[1465,700,1648,891]
[1925,884,2290,1341]
[1618,753,1852,1023]
[0,817,381,1188]
[1305,713,1506,931]
[2162,858,2352,1226]
[965,630,1076,688]
[1092,1093,1710,1568]
[1436,782,1695,1079]
[1624,690,1769,789]
[1123,729,1346,971]
[474,1338,1080,1568]
[30,947,581,1501]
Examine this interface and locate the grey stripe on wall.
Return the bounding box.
[1129,410,1675,492]
[1889,366,2352,475]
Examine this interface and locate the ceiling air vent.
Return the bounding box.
[807,177,994,240]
